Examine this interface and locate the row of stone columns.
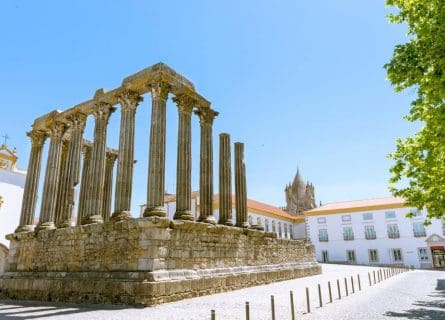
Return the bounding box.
[15,79,246,232]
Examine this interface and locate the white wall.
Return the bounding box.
[307,207,444,268]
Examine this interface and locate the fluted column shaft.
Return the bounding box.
[144,81,169,217]
[112,91,142,221]
[37,122,66,231]
[219,133,233,225]
[83,104,114,224]
[235,142,249,228]
[58,113,87,227]
[103,151,117,222]
[196,108,218,224]
[15,131,46,232]
[55,140,70,226]
[77,142,92,225]
[173,95,194,220]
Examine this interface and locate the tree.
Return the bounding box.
[385,0,445,220]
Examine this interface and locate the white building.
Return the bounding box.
[305,197,445,269]
[0,145,26,273]
[140,191,304,239]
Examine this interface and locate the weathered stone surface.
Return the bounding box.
[0,218,320,306]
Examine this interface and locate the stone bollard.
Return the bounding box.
[211,309,216,320]
[358,274,362,291]
[271,295,276,320]
[318,284,323,308]
[245,302,250,320]
[344,278,349,296]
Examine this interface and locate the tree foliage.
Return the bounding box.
[385,0,445,220]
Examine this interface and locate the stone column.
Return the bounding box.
[195,108,218,224]
[218,133,233,226]
[111,91,142,221]
[83,104,115,225]
[54,139,70,226]
[144,81,169,218]
[77,142,92,226]
[15,130,46,233]
[173,94,195,221]
[103,150,117,222]
[235,142,249,228]
[37,122,67,231]
[58,113,87,228]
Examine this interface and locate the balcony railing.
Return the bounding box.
[319,236,329,242]
[388,231,400,239]
[365,232,377,240]
[413,230,426,237]
[343,234,354,241]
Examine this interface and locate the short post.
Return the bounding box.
[373,270,376,284]
[271,295,276,320]
[358,274,362,291]
[245,302,250,320]
[211,309,216,320]
[306,287,311,314]
[328,281,333,303]
[337,279,341,300]
[318,284,323,308]
[351,276,355,293]
[368,272,372,286]
[290,291,295,320]
[344,277,349,296]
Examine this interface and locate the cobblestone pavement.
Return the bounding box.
[0,264,443,319]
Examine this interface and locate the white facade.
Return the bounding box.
[0,145,26,273]
[306,199,445,269]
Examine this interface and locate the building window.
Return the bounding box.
[363,212,373,220]
[321,250,329,263]
[272,221,276,233]
[317,217,326,224]
[418,248,429,261]
[265,219,269,232]
[284,224,288,238]
[342,215,351,222]
[365,225,376,240]
[319,229,328,242]
[278,222,282,237]
[387,224,400,239]
[347,250,356,263]
[413,222,426,237]
[385,211,396,219]
[369,249,378,263]
[256,217,262,227]
[392,248,403,262]
[343,227,354,240]
[248,215,253,225]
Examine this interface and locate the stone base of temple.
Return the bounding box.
[0,264,320,306]
[0,217,320,306]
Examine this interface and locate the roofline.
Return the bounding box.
[305,202,406,216]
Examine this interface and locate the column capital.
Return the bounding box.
[195,108,219,126]
[48,122,67,139]
[67,112,87,130]
[172,94,195,114]
[106,150,118,165]
[93,103,116,121]
[118,90,143,111]
[27,130,46,147]
[150,80,170,101]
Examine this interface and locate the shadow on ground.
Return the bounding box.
[0,300,138,319]
[385,279,445,320]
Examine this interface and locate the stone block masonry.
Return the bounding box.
[0,217,320,306]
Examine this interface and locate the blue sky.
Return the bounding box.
[0,1,414,211]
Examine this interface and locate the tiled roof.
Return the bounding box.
[164,192,300,222]
[305,197,406,215]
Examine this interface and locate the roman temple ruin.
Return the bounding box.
[0,63,320,306]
